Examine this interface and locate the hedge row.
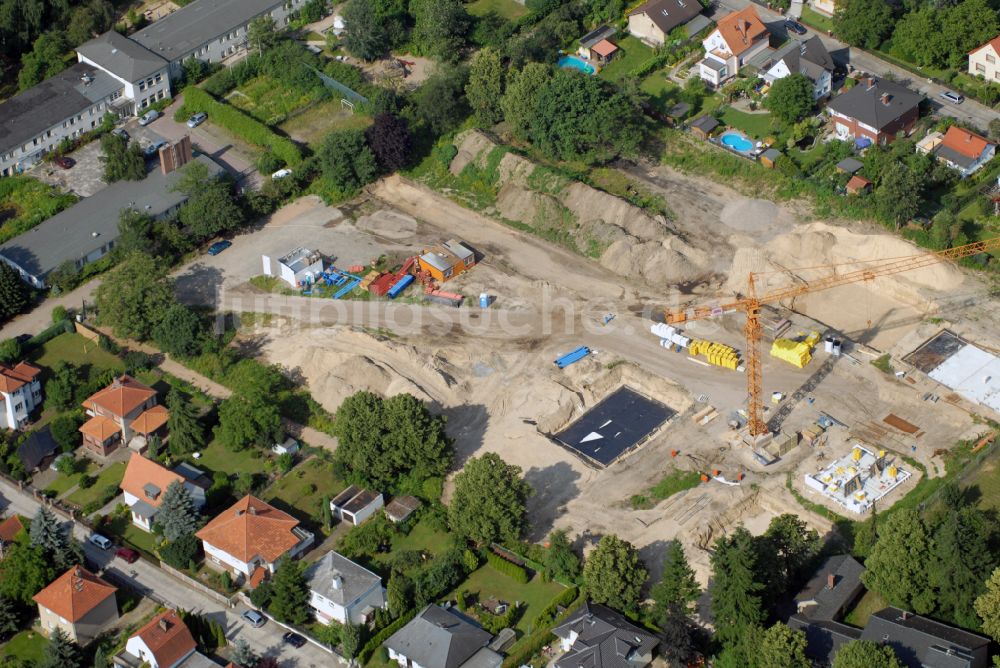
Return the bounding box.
[487,551,529,584]
[28,319,73,347]
[181,87,303,166]
[531,585,578,630]
[358,608,419,664]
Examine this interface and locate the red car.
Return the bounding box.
[115,547,139,563]
[54,156,74,169]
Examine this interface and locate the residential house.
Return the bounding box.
[80,375,168,457]
[196,495,314,581]
[551,602,659,668]
[331,486,385,526]
[385,496,422,523]
[34,566,118,644]
[76,31,170,116]
[384,604,502,668]
[261,247,325,288]
[0,155,223,289]
[118,610,216,668]
[305,551,386,625]
[698,6,770,87]
[120,452,207,531]
[761,36,835,100]
[860,608,989,668]
[930,126,996,177]
[416,240,477,283]
[578,26,619,65]
[827,78,923,146]
[628,0,703,47]
[0,361,42,430]
[969,36,1000,84]
[0,515,24,558]
[16,427,59,473]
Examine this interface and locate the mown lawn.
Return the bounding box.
[448,567,566,635]
[800,6,833,33]
[45,459,98,496]
[466,0,528,19]
[597,36,655,84]
[720,107,780,139]
[0,629,48,664]
[65,461,126,507]
[185,438,267,476]
[31,332,125,376]
[263,456,346,520]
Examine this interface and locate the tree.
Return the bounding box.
[231,638,255,667]
[268,559,310,624]
[92,646,109,668]
[929,506,997,629]
[410,0,469,60]
[543,530,580,582]
[94,252,174,340]
[30,507,73,568]
[763,514,820,591]
[710,527,766,647]
[301,0,328,22]
[976,567,1000,642]
[659,603,697,667]
[0,262,29,324]
[54,454,77,475]
[582,534,648,613]
[173,162,244,240]
[502,62,551,139]
[832,639,902,668]
[834,0,894,48]
[448,453,531,546]
[342,622,362,659]
[156,480,200,541]
[651,541,700,623]
[862,509,935,614]
[66,0,114,46]
[319,130,378,192]
[160,534,201,569]
[247,15,279,55]
[215,392,282,451]
[387,571,411,616]
[0,595,19,640]
[411,65,470,135]
[166,388,204,455]
[342,0,391,61]
[153,303,204,357]
[875,162,922,229]
[117,209,156,256]
[45,362,79,411]
[100,133,146,182]
[366,113,412,172]
[18,31,68,91]
[0,337,21,364]
[0,542,55,604]
[38,628,82,668]
[765,74,814,124]
[466,48,504,126]
[758,623,810,668]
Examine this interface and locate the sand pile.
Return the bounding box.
[449,131,497,175]
[720,198,795,235]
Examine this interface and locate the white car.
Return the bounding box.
[138,109,160,126]
[89,534,113,550]
[271,168,293,180]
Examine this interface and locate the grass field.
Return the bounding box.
[466,0,528,19]
[227,75,328,125]
[374,518,455,570]
[449,567,566,635]
[0,629,47,664]
[65,461,126,507]
[31,332,125,376]
[264,456,346,520]
[0,176,77,245]
[597,36,655,84]
[959,442,1000,509]
[185,438,268,477]
[279,98,372,146]
[45,459,98,496]
[843,589,887,627]
[800,6,833,33]
[720,107,779,139]
[632,468,702,508]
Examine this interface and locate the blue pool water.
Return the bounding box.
[721,131,754,153]
[558,55,596,75]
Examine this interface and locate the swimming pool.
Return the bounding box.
[721,131,754,153]
[558,55,596,75]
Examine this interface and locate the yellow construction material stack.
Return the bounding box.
[688,340,740,370]
[770,338,812,368]
[804,331,821,348]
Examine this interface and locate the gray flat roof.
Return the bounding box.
[701,57,727,72]
[131,0,284,62]
[77,31,167,82]
[0,62,121,155]
[0,155,223,281]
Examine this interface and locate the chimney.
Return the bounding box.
[866,77,876,90]
[901,611,910,620]
[235,509,245,517]
[880,92,891,105]
[248,506,257,515]
[332,575,343,590]
[826,573,836,589]
[158,617,171,632]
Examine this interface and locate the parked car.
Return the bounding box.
[271,168,293,180]
[144,139,168,157]
[785,19,807,35]
[115,547,139,563]
[89,534,113,550]
[241,610,266,628]
[306,45,322,54]
[112,128,130,141]
[283,632,306,648]
[207,240,232,256]
[187,112,208,128]
[54,156,74,169]
[138,109,161,126]
[940,91,964,104]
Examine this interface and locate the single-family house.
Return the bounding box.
[385,604,502,668]
[930,126,996,177]
[860,608,989,668]
[827,78,923,146]
[80,375,168,457]
[331,486,385,526]
[262,247,325,288]
[385,496,422,523]
[34,566,118,645]
[305,551,386,625]
[416,240,477,283]
[0,515,24,558]
[552,602,659,668]
[120,452,207,531]
[577,26,619,65]
[762,36,834,100]
[120,610,205,668]
[846,175,872,195]
[969,36,1000,84]
[0,361,42,430]
[197,495,314,580]
[628,0,703,47]
[698,6,770,87]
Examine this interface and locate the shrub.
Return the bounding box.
[486,551,529,584]
[532,586,578,629]
[160,534,202,568]
[123,350,155,374]
[51,305,68,323]
[29,319,73,346]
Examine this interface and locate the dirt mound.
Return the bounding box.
[495,184,563,226]
[720,198,794,236]
[602,239,702,284]
[561,182,665,241]
[450,131,497,175]
[496,151,536,186]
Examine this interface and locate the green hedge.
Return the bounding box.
[181,87,303,166]
[531,586,578,630]
[358,608,419,664]
[28,319,73,347]
[503,593,585,668]
[487,551,529,584]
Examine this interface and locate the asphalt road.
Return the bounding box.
[710,0,999,129]
[0,479,339,668]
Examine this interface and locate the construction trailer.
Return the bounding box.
[416,239,476,282]
[262,248,324,288]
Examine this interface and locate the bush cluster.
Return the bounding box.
[487,551,529,584]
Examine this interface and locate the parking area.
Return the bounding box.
[31,139,107,197]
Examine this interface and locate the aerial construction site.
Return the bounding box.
[190,129,1000,585]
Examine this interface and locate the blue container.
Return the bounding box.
[479,293,489,308]
[554,346,591,369]
[387,274,414,298]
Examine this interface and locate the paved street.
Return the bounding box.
[710,0,999,129]
[0,478,339,668]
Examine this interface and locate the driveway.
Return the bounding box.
[0,478,340,668]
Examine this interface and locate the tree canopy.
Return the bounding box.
[651,541,700,622]
[268,559,310,624]
[94,252,174,340]
[0,262,29,324]
[582,534,648,613]
[448,452,531,545]
[832,640,902,668]
[410,0,469,60]
[366,113,412,172]
[862,509,936,614]
[765,74,815,124]
[890,0,997,69]
[758,623,810,668]
[166,388,204,455]
[173,162,244,241]
[833,0,894,48]
[156,480,200,542]
[466,48,504,126]
[152,303,204,357]
[342,0,391,61]
[319,129,378,193]
[710,527,766,648]
[100,133,146,183]
[215,391,282,451]
[543,530,581,582]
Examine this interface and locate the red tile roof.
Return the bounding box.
[33,565,116,622]
[847,175,872,191]
[0,361,41,394]
[592,40,618,57]
[132,405,169,435]
[80,415,120,442]
[130,610,196,668]
[83,375,156,418]
[716,6,768,56]
[940,125,992,159]
[0,515,24,543]
[120,452,186,509]
[196,495,301,564]
[970,35,1000,56]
